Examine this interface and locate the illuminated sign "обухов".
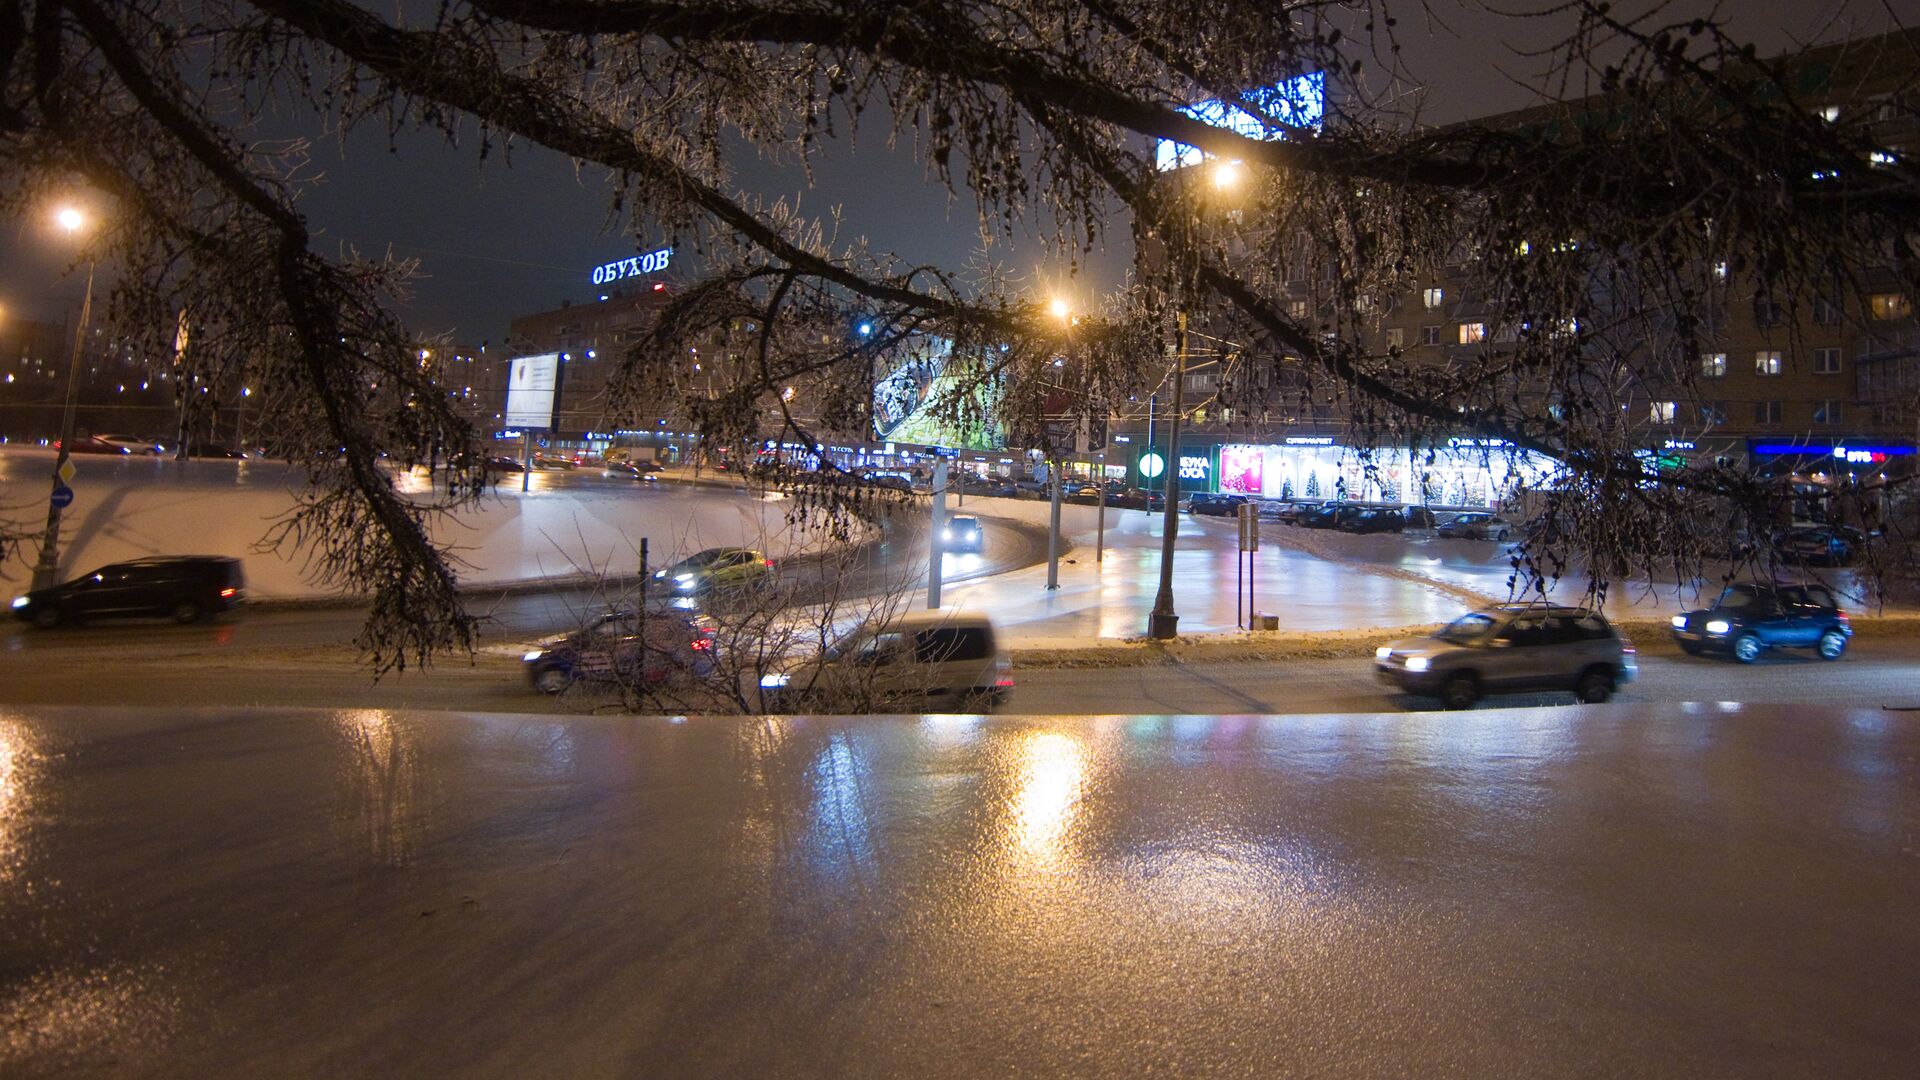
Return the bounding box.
[591,248,673,286]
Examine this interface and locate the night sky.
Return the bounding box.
[2,1,1916,345]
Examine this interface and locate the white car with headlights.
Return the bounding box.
[1374,604,1637,710]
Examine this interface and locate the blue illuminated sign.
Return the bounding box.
[1154,72,1325,172]
[591,247,673,286]
[1751,442,1914,456]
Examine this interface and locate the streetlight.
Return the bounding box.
[31,204,96,589]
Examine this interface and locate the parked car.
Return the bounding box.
[11,555,245,629]
[1374,604,1637,709]
[651,547,773,594]
[1775,525,1863,567]
[1669,582,1851,662]
[1064,484,1104,505]
[521,608,717,695]
[56,434,132,455]
[756,611,1012,713]
[1338,507,1405,534]
[1435,512,1514,541]
[1298,504,1344,529]
[602,460,658,481]
[1186,492,1249,517]
[94,433,166,455]
[943,515,984,553]
[1402,506,1440,529]
[1109,489,1166,511]
[1275,500,1327,525]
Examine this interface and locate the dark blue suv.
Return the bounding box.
[1670,583,1851,663]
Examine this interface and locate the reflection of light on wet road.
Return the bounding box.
[941,552,985,576]
[1014,731,1085,865]
[332,710,425,866]
[807,733,875,879]
[0,718,41,884]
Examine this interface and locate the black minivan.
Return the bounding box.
[11,556,245,628]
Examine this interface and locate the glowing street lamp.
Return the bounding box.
[1212,159,1242,190]
[32,204,98,589]
[1048,297,1072,322]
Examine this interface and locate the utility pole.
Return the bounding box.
[1096,446,1107,562]
[927,456,948,608]
[1046,456,1063,590]
[1148,313,1188,639]
[31,257,94,590]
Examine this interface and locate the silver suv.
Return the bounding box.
[1374,604,1638,709]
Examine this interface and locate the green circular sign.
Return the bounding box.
[1139,452,1165,479]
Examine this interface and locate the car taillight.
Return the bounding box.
[1619,638,1636,654]
[994,676,1015,688]
[1837,610,1850,622]
[690,637,712,651]
[763,559,774,568]
[219,587,238,598]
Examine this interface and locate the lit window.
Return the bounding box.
[1755,350,1782,376]
[1713,262,1729,281]
[1813,401,1844,425]
[1871,293,1912,320]
[1649,401,1677,423]
[1458,322,1486,344]
[1423,287,1445,309]
[1813,347,1842,375]
[1700,352,1727,377]
[1386,327,1405,349]
[1288,299,1309,320]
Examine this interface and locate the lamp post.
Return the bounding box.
[31,206,95,590]
[1147,312,1188,639]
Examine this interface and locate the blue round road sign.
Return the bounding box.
[50,485,74,508]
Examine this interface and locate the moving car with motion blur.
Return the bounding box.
[531,453,578,470]
[1435,512,1514,541]
[651,547,773,595]
[522,608,717,695]
[1374,604,1637,709]
[942,515,984,554]
[602,459,659,481]
[55,434,133,455]
[1184,492,1249,517]
[756,611,1012,713]
[11,556,245,629]
[94,433,167,455]
[1669,582,1851,663]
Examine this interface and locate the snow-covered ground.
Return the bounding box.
[0,449,833,598]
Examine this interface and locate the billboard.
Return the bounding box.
[505,353,560,429]
[1154,72,1325,171]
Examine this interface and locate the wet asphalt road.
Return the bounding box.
[1,704,1916,1076]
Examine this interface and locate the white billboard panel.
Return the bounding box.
[505,353,560,428]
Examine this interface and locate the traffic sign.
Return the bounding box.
[1139,452,1166,479]
[50,485,74,509]
[57,459,75,484]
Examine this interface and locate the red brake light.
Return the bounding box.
[219,587,238,598]
[994,676,1015,688]
[763,559,774,568]
[690,637,712,651]
[1837,610,1850,622]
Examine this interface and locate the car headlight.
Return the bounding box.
[1670,615,1687,629]
[653,569,666,579]
[675,573,696,590]
[759,672,791,688]
[1705,619,1731,635]
[1374,646,1391,660]
[10,596,27,609]
[522,650,546,662]
[1404,656,1430,672]
[942,528,953,540]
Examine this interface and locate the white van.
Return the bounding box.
[757,611,1012,713]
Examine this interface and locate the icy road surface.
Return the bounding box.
[2,705,1917,1076]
